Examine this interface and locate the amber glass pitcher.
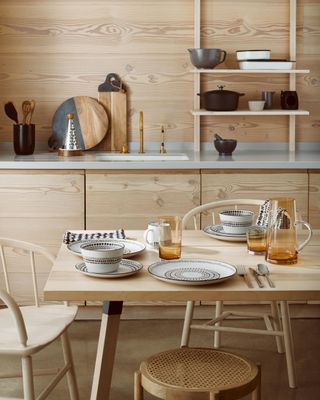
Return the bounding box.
[265,198,312,265]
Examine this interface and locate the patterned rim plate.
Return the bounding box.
[75,259,143,278]
[148,259,237,286]
[202,224,247,242]
[67,239,145,258]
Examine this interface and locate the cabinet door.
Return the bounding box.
[86,170,200,229]
[309,171,320,229]
[0,171,85,304]
[201,170,309,228]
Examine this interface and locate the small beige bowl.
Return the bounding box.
[248,100,265,111]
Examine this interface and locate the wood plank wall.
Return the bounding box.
[0,0,319,146]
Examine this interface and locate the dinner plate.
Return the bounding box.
[75,259,143,278]
[148,259,237,286]
[203,224,247,242]
[67,238,145,258]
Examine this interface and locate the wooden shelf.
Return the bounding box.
[190,69,310,74]
[191,109,310,116]
[191,0,307,153]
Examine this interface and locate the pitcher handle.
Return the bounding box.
[296,220,313,252]
[143,229,153,245]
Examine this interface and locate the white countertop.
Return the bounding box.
[0,149,319,169]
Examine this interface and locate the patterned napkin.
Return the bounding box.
[63,229,126,244]
[255,200,270,227]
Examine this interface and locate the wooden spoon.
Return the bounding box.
[22,100,32,124]
[4,102,19,124]
[28,100,36,124]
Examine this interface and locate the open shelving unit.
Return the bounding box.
[192,0,309,153]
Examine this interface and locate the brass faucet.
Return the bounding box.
[139,111,144,153]
[160,126,167,154]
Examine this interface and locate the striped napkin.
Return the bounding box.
[63,229,126,244]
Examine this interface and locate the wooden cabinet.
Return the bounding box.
[0,171,85,304]
[201,170,309,228]
[86,170,201,229]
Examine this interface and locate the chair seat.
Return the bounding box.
[0,305,78,356]
[141,347,258,392]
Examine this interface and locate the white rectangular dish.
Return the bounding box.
[236,50,270,61]
[239,60,294,70]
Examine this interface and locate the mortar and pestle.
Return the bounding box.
[213,133,237,156]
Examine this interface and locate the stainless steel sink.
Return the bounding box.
[95,153,189,161]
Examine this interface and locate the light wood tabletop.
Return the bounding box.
[43,230,320,400]
[44,230,320,303]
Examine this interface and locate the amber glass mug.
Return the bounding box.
[265,198,312,265]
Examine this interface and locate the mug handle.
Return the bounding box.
[296,220,312,252]
[218,50,227,65]
[143,229,154,245]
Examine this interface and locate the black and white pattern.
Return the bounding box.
[148,259,236,286]
[75,259,143,278]
[256,200,270,227]
[63,229,125,244]
[165,267,220,282]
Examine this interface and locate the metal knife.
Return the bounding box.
[249,267,264,288]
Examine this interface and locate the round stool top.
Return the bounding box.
[143,347,257,390]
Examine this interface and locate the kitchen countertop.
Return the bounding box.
[0,149,319,170]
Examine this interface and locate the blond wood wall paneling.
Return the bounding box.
[0,0,318,144]
[309,171,320,228]
[201,170,309,228]
[86,171,200,230]
[0,171,85,304]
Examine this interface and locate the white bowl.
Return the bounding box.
[219,210,255,235]
[248,100,265,111]
[80,241,125,274]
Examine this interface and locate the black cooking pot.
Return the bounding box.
[198,85,245,111]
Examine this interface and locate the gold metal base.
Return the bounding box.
[58,148,84,157]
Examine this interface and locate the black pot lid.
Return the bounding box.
[206,85,242,96]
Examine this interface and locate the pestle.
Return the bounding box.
[214,133,224,141]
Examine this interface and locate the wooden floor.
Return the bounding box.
[0,318,319,399]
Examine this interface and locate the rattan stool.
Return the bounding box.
[134,347,261,400]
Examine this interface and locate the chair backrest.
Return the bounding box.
[0,238,55,307]
[182,199,264,230]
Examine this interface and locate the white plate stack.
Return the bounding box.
[236,50,293,70]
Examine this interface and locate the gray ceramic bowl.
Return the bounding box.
[188,48,227,69]
[213,139,237,156]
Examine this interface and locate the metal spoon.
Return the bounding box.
[257,263,275,288]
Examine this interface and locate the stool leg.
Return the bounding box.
[134,370,143,400]
[252,364,261,400]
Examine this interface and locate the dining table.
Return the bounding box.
[43,229,320,400]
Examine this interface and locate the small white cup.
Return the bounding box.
[143,222,160,248]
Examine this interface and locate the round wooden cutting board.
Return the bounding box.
[52,96,109,150]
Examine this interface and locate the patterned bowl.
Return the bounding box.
[219,210,255,235]
[80,241,125,274]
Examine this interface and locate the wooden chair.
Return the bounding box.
[134,347,261,400]
[0,238,79,400]
[180,199,296,388]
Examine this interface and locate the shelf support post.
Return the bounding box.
[194,0,201,152]
[289,0,297,152]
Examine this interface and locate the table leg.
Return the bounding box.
[90,301,123,400]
